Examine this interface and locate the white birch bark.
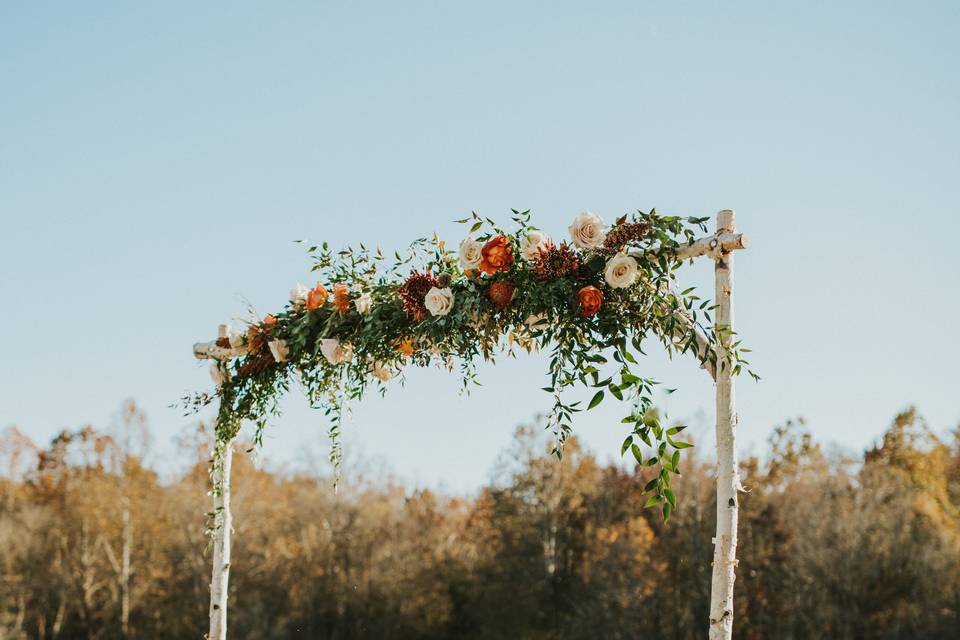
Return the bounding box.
[675,231,748,261]
[208,438,234,640]
[193,329,238,640]
[708,210,740,640]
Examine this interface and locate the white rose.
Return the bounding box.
[424,287,454,317]
[354,292,373,315]
[458,237,483,270]
[520,230,551,260]
[268,339,290,363]
[568,212,607,249]
[290,282,309,307]
[320,338,353,365]
[209,364,229,388]
[604,254,639,289]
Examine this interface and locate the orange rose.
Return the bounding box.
[577,285,603,317]
[479,235,514,275]
[332,283,351,313]
[263,314,278,326]
[394,337,415,357]
[305,283,329,311]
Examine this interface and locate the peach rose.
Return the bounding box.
[306,283,329,311]
[479,235,514,275]
[577,285,603,317]
[333,283,351,313]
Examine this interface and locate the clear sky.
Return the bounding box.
[2,2,958,491]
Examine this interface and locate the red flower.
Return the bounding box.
[577,286,603,317]
[488,281,516,308]
[479,235,514,275]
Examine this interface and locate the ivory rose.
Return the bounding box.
[306,284,329,311]
[424,287,455,317]
[268,339,290,363]
[568,212,607,250]
[320,338,353,364]
[290,283,309,307]
[604,254,639,289]
[354,292,372,315]
[459,237,483,271]
[520,230,551,260]
[577,285,603,317]
[479,235,514,275]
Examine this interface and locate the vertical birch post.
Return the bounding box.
[208,437,234,640]
[708,209,740,640]
[194,326,248,640]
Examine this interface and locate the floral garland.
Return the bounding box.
[187,209,753,519]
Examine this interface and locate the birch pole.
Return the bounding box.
[708,210,741,640]
[194,325,247,640]
[207,437,234,640]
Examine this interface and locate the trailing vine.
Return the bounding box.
[184,209,755,519]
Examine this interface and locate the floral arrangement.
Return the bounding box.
[187,209,754,519]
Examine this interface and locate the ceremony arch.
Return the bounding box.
[190,208,750,640]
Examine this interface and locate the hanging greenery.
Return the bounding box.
[185,209,754,519]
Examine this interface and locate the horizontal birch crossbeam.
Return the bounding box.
[194,325,251,361]
[674,232,748,260]
[193,341,249,361]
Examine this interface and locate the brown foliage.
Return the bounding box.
[0,407,959,639]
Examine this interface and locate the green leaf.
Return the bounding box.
[631,443,644,465]
[620,437,632,456]
[588,390,605,410]
[643,494,663,508]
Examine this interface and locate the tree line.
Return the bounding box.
[1,402,958,639]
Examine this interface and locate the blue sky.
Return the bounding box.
[2,2,958,491]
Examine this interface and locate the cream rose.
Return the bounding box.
[268,339,290,363]
[354,292,373,315]
[320,338,353,365]
[569,212,607,250]
[424,287,454,317]
[290,282,309,307]
[604,254,639,289]
[520,230,551,260]
[458,237,483,270]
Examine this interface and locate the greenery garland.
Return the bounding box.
[186,209,755,519]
